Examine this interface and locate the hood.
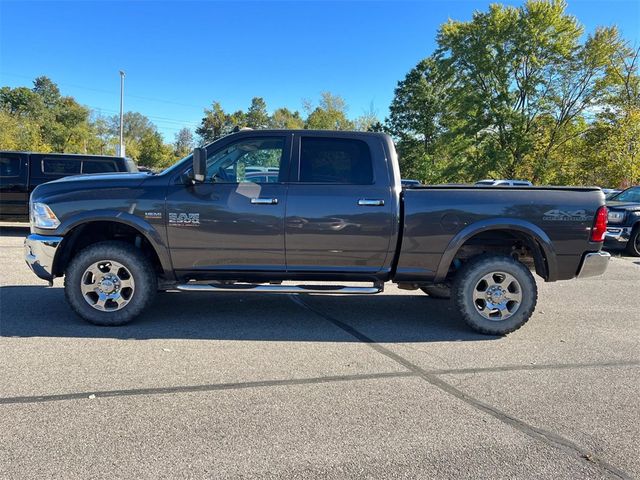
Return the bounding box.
[606,200,640,212]
[32,172,150,198]
[47,171,150,185]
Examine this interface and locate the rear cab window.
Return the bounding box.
[297,137,373,184]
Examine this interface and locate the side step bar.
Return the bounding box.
[175,283,383,295]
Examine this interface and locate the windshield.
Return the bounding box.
[611,187,640,203]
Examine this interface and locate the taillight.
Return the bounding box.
[590,206,608,242]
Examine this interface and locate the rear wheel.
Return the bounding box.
[452,254,537,335]
[626,226,640,257]
[65,241,157,326]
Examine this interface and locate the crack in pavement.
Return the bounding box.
[1,359,634,407]
[289,295,634,480]
[0,371,414,406]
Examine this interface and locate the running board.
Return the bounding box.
[175,283,383,295]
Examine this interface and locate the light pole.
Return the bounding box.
[119,70,126,157]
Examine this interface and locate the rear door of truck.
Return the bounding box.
[0,152,29,219]
[284,133,395,274]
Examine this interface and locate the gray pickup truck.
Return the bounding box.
[25,130,610,334]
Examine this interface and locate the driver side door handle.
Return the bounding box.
[251,197,278,205]
[357,199,384,206]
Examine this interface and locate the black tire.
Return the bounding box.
[65,241,157,326]
[420,284,451,299]
[452,254,537,335]
[625,226,640,257]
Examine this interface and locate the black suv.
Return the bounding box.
[605,186,640,256]
[0,151,138,221]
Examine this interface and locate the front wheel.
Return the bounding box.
[626,226,640,257]
[65,241,157,326]
[452,254,537,335]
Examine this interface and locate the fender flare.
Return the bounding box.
[55,210,174,278]
[433,218,558,282]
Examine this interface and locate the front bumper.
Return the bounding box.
[604,226,631,246]
[24,234,63,282]
[576,251,611,279]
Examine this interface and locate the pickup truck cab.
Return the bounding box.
[24,130,610,334]
[0,151,138,221]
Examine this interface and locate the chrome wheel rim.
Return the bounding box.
[472,271,522,321]
[80,260,135,311]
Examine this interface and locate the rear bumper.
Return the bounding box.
[576,251,610,279]
[24,234,63,281]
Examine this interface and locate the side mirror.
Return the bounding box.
[192,147,207,183]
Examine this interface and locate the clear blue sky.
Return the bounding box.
[1,0,638,141]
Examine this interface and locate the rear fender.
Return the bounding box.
[434,218,557,282]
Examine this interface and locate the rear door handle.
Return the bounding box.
[358,199,385,206]
[251,197,278,205]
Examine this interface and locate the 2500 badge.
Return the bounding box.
[168,212,200,226]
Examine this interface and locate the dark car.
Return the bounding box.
[605,186,640,256]
[0,151,138,221]
[24,130,609,335]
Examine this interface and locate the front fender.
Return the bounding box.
[52,210,174,278]
[434,218,558,282]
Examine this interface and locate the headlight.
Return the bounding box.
[607,210,625,224]
[31,202,61,229]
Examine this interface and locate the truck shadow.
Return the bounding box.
[0,285,498,342]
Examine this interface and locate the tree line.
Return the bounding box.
[386,0,639,187]
[1,0,638,186]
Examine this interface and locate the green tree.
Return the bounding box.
[87,114,116,155]
[269,107,304,129]
[196,101,233,143]
[174,127,195,158]
[354,102,380,132]
[245,97,269,129]
[304,92,354,130]
[32,76,61,108]
[0,86,45,117]
[107,111,158,159]
[139,131,173,168]
[387,0,629,184]
[385,58,452,182]
[0,110,48,151]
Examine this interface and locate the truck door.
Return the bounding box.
[285,134,394,274]
[165,134,291,273]
[0,152,29,219]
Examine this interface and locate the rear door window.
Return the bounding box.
[298,137,373,184]
[42,157,81,175]
[0,154,21,177]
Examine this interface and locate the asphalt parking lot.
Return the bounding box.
[1,226,639,479]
